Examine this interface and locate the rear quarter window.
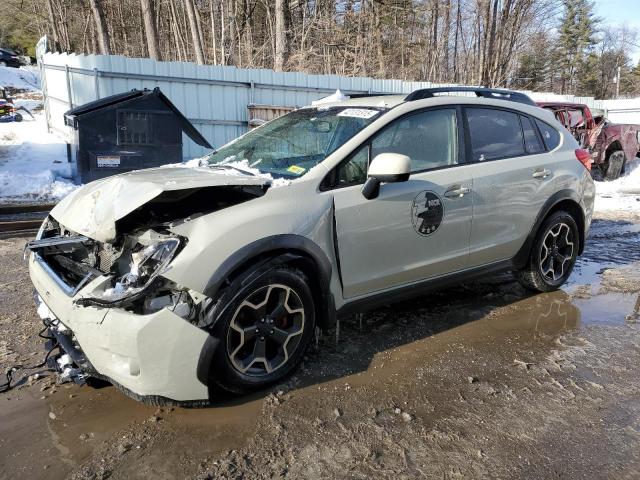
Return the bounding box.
[520,115,544,154]
[534,118,561,150]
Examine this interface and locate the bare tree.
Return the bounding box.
[45,0,61,51]
[140,0,161,60]
[274,0,288,71]
[185,0,205,64]
[88,0,111,55]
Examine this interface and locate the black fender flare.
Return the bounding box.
[203,234,336,328]
[512,189,586,269]
[203,235,330,295]
[196,235,336,390]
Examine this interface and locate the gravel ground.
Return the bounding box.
[1,211,640,480]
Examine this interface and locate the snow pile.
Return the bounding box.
[0,66,40,91]
[163,156,292,187]
[594,161,640,213]
[0,111,77,202]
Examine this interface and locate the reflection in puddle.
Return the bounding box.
[0,376,263,479]
[574,292,640,326]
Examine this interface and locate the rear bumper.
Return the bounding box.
[29,253,212,403]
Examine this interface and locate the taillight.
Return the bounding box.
[575,149,592,171]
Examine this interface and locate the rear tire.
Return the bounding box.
[208,266,315,395]
[517,211,579,293]
[605,151,625,181]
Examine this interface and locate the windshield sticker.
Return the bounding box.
[411,191,444,236]
[287,165,306,175]
[336,108,379,119]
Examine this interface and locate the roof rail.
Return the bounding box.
[404,87,536,106]
[348,92,395,99]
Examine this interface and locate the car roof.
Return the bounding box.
[314,88,538,110]
[311,91,559,127]
[312,95,406,109]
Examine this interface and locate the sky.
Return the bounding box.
[593,0,640,64]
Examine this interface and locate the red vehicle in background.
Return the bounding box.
[537,102,640,181]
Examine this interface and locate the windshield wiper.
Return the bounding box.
[209,164,256,176]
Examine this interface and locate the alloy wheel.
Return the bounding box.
[227,284,305,376]
[540,223,574,282]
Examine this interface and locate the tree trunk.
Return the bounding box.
[185,0,205,64]
[220,0,227,65]
[274,0,288,71]
[140,0,161,60]
[210,0,218,65]
[443,0,451,81]
[45,0,61,51]
[88,0,111,55]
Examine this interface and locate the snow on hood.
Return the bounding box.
[50,165,271,243]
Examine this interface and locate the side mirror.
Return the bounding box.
[362,153,411,200]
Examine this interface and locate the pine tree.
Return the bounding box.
[555,0,599,94]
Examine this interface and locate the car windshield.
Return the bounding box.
[204,106,386,178]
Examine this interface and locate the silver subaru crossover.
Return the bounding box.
[28,87,595,404]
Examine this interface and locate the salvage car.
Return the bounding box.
[28,87,595,405]
[538,102,640,181]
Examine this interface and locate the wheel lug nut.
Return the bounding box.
[261,319,265,323]
[270,330,274,334]
[260,336,265,341]
[255,329,259,334]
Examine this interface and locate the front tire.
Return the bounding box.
[517,211,579,293]
[208,266,315,395]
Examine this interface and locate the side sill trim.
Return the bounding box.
[337,259,512,316]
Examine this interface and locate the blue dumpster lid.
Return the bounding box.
[64,88,212,148]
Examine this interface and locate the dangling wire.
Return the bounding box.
[0,321,59,394]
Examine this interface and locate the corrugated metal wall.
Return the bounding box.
[40,52,608,159]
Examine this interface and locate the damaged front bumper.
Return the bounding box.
[30,253,215,404]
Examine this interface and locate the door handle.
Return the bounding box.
[532,168,552,179]
[444,186,471,198]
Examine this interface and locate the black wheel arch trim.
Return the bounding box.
[512,189,585,269]
[197,236,335,387]
[203,234,332,296]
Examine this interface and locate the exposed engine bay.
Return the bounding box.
[26,185,266,320]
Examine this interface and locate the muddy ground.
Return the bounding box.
[1,209,640,480]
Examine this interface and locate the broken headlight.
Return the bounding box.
[79,238,181,306]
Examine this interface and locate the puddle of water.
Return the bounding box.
[0,378,263,479]
[574,292,640,326]
[565,219,640,291]
[342,290,640,392]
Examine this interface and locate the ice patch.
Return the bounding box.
[595,162,640,213]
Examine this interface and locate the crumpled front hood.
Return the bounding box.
[50,166,270,242]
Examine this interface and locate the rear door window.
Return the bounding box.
[466,108,525,161]
[534,118,561,150]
